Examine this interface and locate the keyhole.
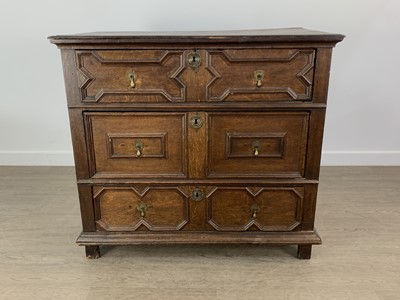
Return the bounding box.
[192,189,203,201]
[188,52,201,68]
[194,118,198,125]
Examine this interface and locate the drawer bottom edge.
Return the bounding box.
[76,230,321,246]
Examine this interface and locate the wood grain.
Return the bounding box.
[50,30,344,259]
[84,112,187,178]
[48,28,345,45]
[207,112,309,178]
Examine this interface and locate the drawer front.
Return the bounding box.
[76,49,315,103]
[84,112,187,178]
[76,50,186,103]
[206,187,304,231]
[205,49,315,102]
[94,186,189,231]
[208,112,309,178]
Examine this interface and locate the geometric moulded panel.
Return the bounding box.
[207,187,304,231]
[205,49,315,102]
[76,50,187,103]
[94,187,189,231]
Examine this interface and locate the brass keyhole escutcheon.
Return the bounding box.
[189,113,203,129]
[187,52,201,68]
[191,188,204,201]
[254,70,265,88]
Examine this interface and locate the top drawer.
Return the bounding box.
[75,49,316,103]
[76,50,187,103]
[205,49,316,102]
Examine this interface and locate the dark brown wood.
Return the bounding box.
[77,184,96,231]
[49,28,345,45]
[78,178,319,185]
[60,50,81,108]
[206,187,304,231]
[305,109,327,180]
[301,184,319,231]
[77,230,322,245]
[66,48,321,105]
[76,50,187,103]
[84,112,187,178]
[94,186,189,231]
[312,48,333,103]
[51,29,343,259]
[207,112,309,178]
[85,245,100,259]
[205,49,316,102]
[297,245,312,259]
[67,109,90,179]
[187,112,207,178]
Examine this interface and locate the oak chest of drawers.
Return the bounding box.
[49,28,344,259]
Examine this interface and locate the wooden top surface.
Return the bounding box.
[49,28,345,45]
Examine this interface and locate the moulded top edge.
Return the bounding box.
[48,28,345,45]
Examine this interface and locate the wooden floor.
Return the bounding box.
[0,167,399,299]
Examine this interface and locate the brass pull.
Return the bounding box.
[128,72,136,88]
[254,70,265,88]
[251,204,259,218]
[251,141,260,157]
[254,148,259,156]
[134,140,143,157]
[137,202,147,217]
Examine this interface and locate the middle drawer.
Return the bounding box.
[84,112,309,179]
[84,112,187,178]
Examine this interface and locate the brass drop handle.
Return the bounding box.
[254,70,265,88]
[134,140,143,157]
[254,148,259,156]
[137,202,147,217]
[128,72,136,88]
[251,141,260,157]
[251,204,259,218]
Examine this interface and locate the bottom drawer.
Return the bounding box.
[206,187,304,231]
[93,186,190,231]
[92,185,304,232]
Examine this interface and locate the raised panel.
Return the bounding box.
[84,112,187,178]
[205,49,315,102]
[108,133,166,158]
[76,50,187,103]
[50,29,345,259]
[207,187,304,231]
[208,112,309,178]
[226,133,285,158]
[94,187,189,231]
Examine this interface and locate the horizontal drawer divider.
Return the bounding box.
[68,103,327,110]
[77,179,319,185]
